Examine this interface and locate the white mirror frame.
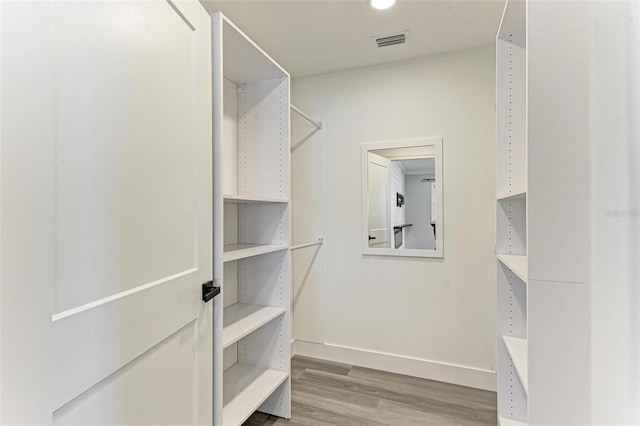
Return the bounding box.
[361,137,443,258]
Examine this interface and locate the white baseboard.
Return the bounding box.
[291,339,496,392]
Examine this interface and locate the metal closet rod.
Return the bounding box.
[290,237,323,251]
[290,104,323,130]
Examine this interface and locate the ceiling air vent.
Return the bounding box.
[372,31,409,48]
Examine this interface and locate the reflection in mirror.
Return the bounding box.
[362,138,443,258]
[397,158,436,249]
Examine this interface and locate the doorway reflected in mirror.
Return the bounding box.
[399,158,436,250]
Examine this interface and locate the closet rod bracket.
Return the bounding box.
[290,236,324,251]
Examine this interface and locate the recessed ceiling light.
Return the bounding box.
[370,0,396,10]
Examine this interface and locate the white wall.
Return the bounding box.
[291,45,496,389]
[291,108,325,345]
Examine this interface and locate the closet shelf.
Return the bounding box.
[223,304,285,348]
[219,14,287,84]
[497,189,527,201]
[497,254,528,284]
[224,194,289,204]
[223,363,289,426]
[503,336,528,393]
[223,244,288,262]
[499,416,528,426]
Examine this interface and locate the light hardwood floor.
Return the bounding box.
[243,356,497,425]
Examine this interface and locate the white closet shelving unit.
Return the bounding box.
[496,0,528,424]
[212,12,291,426]
[496,1,593,424]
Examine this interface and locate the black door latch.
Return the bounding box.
[202,280,220,303]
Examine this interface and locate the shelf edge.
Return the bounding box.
[496,190,527,201]
[223,304,286,348]
[223,244,289,262]
[503,336,528,394]
[223,364,289,426]
[497,254,528,284]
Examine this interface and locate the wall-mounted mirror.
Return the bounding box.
[361,138,443,258]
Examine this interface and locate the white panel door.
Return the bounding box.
[367,152,391,248]
[0,1,213,424]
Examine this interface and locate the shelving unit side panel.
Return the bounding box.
[239,203,289,246]
[238,77,290,200]
[238,251,289,309]
[223,78,239,195]
[497,342,528,422]
[497,198,526,255]
[224,344,238,372]
[212,13,226,426]
[496,39,526,197]
[238,316,289,373]
[223,260,238,308]
[237,250,291,380]
[259,379,291,420]
[528,279,590,424]
[224,203,239,246]
[589,2,640,422]
[497,261,527,421]
[527,0,590,284]
[497,262,527,338]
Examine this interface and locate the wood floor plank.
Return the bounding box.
[349,365,496,408]
[290,393,387,426]
[243,356,497,426]
[293,373,380,415]
[474,403,499,424]
[375,399,490,426]
[299,369,483,423]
